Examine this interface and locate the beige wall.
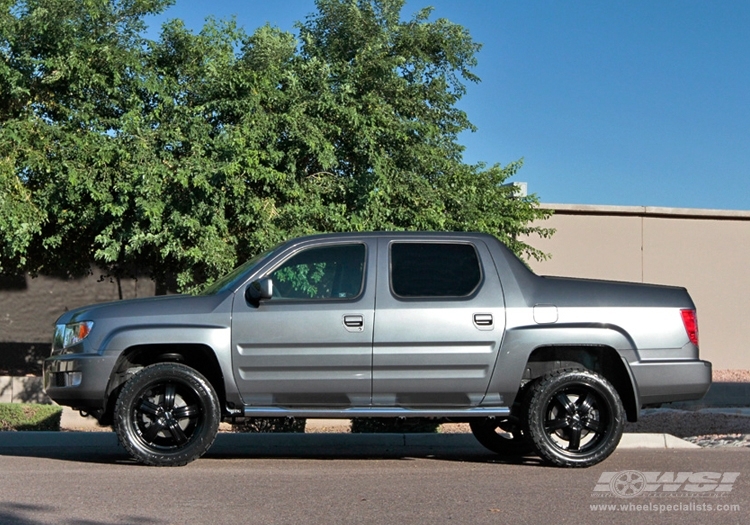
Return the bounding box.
[526,205,750,370]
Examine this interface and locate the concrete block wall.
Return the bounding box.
[0,376,51,404]
[0,376,10,403]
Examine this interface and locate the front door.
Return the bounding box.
[231,240,375,407]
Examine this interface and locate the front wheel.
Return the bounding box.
[114,363,220,466]
[469,418,533,456]
[523,368,624,468]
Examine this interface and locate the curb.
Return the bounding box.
[617,433,699,449]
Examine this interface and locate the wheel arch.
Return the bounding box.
[524,345,639,422]
[101,343,226,426]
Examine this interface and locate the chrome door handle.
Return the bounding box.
[473,313,493,326]
[343,315,364,330]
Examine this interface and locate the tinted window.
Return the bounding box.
[390,243,481,298]
[268,244,366,300]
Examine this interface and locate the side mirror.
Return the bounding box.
[245,278,273,307]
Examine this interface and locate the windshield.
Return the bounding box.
[199,245,281,295]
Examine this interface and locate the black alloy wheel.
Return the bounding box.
[114,363,220,466]
[523,368,624,468]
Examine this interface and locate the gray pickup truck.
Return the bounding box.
[44,232,711,467]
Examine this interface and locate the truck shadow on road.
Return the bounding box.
[0,431,546,466]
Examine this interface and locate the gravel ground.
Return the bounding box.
[713,369,750,383]
[625,409,750,439]
[620,368,750,448]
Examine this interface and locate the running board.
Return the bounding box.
[242,406,511,419]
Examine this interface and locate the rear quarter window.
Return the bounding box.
[390,242,482,298]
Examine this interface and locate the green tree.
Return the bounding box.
[0,0,552,293]
[0,0,176,285]
[236,0,553,260]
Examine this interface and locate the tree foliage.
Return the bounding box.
[0,0,552,293]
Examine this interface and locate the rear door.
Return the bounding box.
[372,237,506,407]
[231,239,375,407]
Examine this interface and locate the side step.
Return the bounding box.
[242,406,511,419]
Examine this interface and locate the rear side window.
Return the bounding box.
[390,243,482,298]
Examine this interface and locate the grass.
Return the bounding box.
[0,403,62,431]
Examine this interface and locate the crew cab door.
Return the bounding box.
[231,240,375,407]
[372,237,506,407]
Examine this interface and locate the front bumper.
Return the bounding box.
[630,359,712,406]
[43,354,117,410]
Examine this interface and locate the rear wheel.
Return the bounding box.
[470,418,533,456]
[114,363,220,466]
[523,368,624,468]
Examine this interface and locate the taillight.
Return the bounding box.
[680,309,699,346]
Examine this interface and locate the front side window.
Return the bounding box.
[267,244,366,300]
[390,242,482,298]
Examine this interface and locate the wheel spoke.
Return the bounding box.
[142,421,165,443]
[554,393,576,414]
[568,426,582,451]
[163,383,176,410]
[172,404,200,420]
[577,393,596,415]
[137,399,161,417]
[545,417,569,433]
[166,419,188,445]
[582,417,602,433]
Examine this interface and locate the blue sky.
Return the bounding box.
[146,1,750,211]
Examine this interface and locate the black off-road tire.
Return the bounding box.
[470,418,534,456]
[523,368,624,468]
[114,363,221,467]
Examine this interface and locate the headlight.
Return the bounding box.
[52,321,94,355]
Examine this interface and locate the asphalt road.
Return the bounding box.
[0,434,748,525]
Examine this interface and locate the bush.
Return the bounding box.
[232,417,306,433]
[350,418,442,433]
[0,403,62,431]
